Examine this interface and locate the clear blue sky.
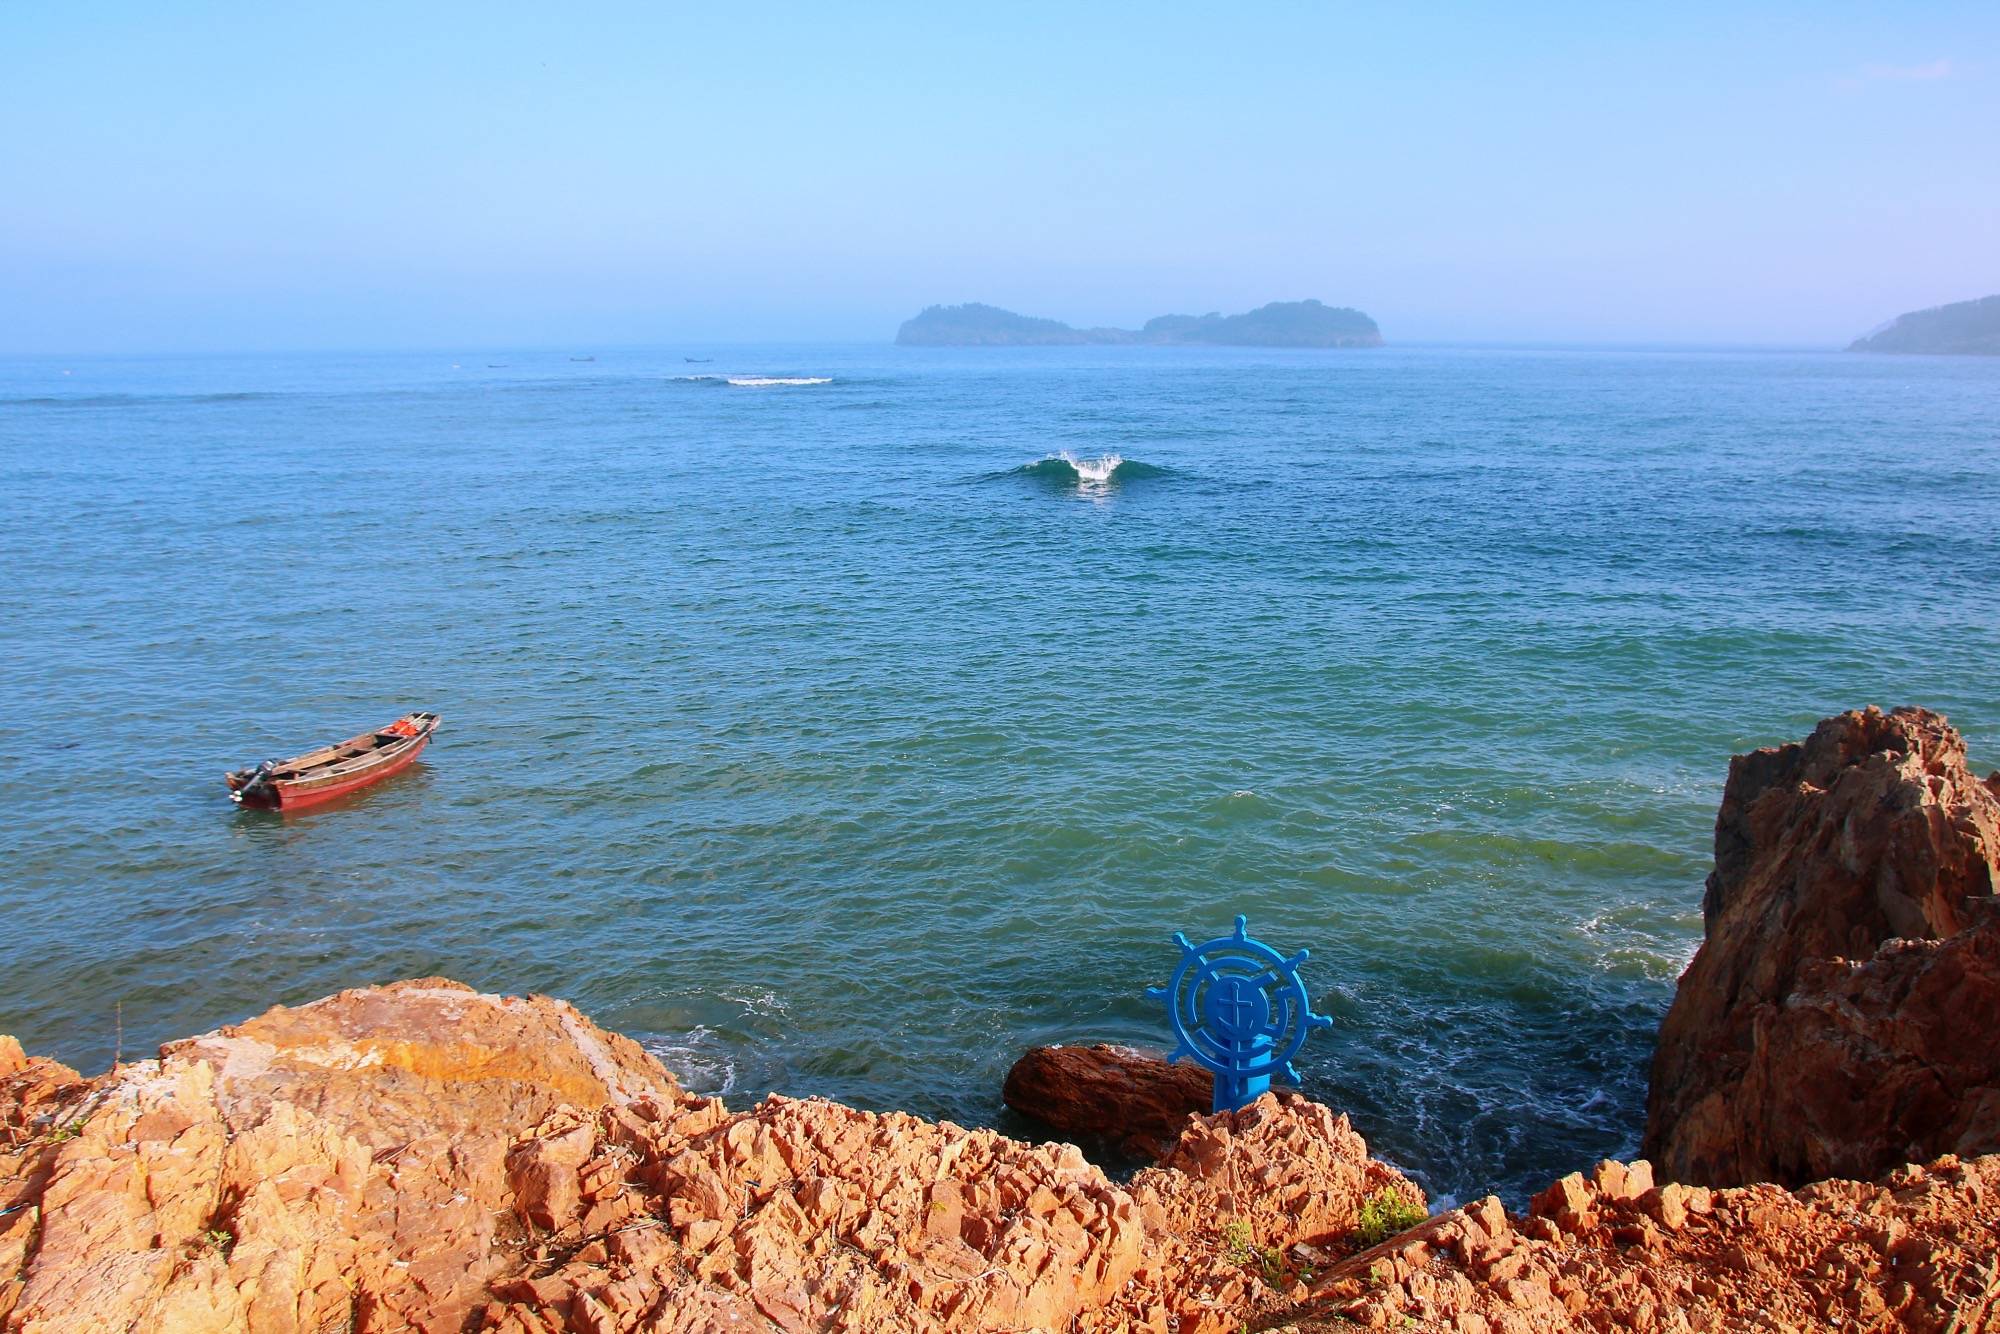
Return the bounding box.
[4,3,1996,352]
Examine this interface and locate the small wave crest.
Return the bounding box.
[1,390,275,409]
[641,1026,738,1097]
[1010,451,1166,487]
[669,374,831,387]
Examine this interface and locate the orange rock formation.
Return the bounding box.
[0,980,1420,1333]
[1303,1155,1999,1331]
[1645,706,2000,1188]
[7,977,1997,1331]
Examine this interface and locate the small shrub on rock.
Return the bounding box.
[1354,1187,1427,1246]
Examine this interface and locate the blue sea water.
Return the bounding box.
[2,343,1996,1204]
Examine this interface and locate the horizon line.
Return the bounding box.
[0,336,1864,361]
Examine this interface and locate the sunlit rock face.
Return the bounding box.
[0,981,1418,1333]
[1644,706,2000,1189]
[1307,1154,2000,1331]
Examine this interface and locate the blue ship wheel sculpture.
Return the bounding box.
[1146,915,1333,1113]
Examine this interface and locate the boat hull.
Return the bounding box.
[273,732,432,809]
[228,715,439,811]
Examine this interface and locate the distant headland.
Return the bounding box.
[1848,294,2000,355]
[896,299,1383,348]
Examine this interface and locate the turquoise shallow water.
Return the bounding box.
[2,344,1996,1204]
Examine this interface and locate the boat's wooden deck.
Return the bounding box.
[268,714,439,785]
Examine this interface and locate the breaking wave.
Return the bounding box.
[670,374,832,387]
[1008,451,1168,486]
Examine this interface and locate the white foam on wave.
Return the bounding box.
[1058,450,1123,483]
[640,1026,738,1097]
[667,374,830,386]
[717,987,790,1017]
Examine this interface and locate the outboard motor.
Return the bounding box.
[230,759,279,806]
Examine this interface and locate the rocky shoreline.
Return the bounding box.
[4,706,1997,1331]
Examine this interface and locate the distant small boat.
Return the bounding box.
[684,357,712,364]
[570,356,595,362]
[227,712,440,810]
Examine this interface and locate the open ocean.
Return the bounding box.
[2,343,1995,1204]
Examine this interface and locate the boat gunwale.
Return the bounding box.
[236,713,440,790]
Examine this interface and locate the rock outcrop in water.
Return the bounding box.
[896,299,1384,347]
[1001,1044,1211,1160]
[1644,706,2000,1188]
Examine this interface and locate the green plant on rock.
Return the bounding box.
[1354,1187,1427,1247]
[1219,1217,1285,1290]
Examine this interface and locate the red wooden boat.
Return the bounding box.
[226,712,440,810]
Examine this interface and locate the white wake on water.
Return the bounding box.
[669,375,833,387]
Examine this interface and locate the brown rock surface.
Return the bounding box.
[1644,706,2000,1187]
[2,979,676,1333]
[474,1085,1423,1334]
[7,972,2000,1331]
[1001,1043,1211,1159]
[0,982,1418,1333]
[1301,1155,2000,1333]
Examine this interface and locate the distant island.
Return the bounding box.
[896,299,1383,348]
[1848,294,2000,355]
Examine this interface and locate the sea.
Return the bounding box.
[2,343,1996,1205]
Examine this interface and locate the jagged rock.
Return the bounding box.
[1,979,678,1333]
[0,982,1416,1334]
[1001,1044,1211,1159]
[1306,1155,2000,1333]
[1644,707,2000,1187]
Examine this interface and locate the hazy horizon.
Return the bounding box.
[6,3,1997,355]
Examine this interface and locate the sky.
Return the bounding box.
[4,2,1997,352]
